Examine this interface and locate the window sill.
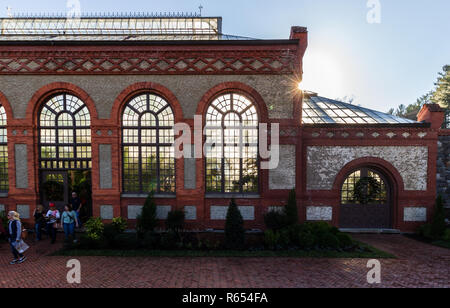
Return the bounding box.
[0,192,8,198]
[121,194,176,199]
[205,194,261,199]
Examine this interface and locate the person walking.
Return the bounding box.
[7,211,26,265]
[61,204,79,242]
[33,205,46,241]
[46,203,60,244]
[70,192,83,228]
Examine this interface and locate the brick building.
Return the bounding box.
[0,15,447,232]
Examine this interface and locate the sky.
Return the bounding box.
[0,0,449,113]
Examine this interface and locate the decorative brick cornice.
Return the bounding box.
[0,47,298,75]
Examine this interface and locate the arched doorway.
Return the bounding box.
[339,168,392,229]
[38,93,92,218]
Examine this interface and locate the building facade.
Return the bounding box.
[0,15,447,232]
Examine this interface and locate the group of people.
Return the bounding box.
[1,192,84,265]
[33,192,83,244]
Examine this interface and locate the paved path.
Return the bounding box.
[0,234,448,288]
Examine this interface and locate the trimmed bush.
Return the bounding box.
[284,189,299,226]
[297,230,316,249]
[160,231,180,250]
[136,192,158,236]
[417,196,447,241]
[264,229,280,250]
[166,210,185,233]
[336,233,354,248]
[264,210,287,231]
[225,199,245,250]
[112,234,139,250]
[443,229,450,242]
[318,232,340,249]
[141,231,160,249]
[431,196,446,240]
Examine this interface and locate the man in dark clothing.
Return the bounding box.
[70,192,83,227]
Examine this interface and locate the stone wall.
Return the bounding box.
[0,74,295,120]
[306,146,429,191]
[437,135,450,209]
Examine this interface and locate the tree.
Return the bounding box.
[431,196,446,240]
[388,65,449,118]
[225,199,245,250]
[284,189,299,226]
[431,65,450,109]
[136,192,158,236]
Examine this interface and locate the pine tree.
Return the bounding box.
[431,195,446,240]
[136,192,158,236]
[432,65,450,109]
[225,199,245,250]
[284,189,299,226]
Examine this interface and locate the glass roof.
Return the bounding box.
[0,16,258,41]
[302,95,418,125]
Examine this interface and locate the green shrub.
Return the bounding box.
[336,233,354,248]
[278,228,291,248]
[136,192,158,237]
[103,223,120,244]
[284,189,299,226]
[112,217,128,233]
[77,234,107,250]
[160,231,180,250]
[264,229,280,250]
[297,230,316,249]
[112,234,139,250]
[318,232,340,249]
[225,199,245,250]
[141,232,160,249]
[0,211,7,229]
[166,210,185,233]
[443,229,450,242]
[431,196,446,240]
[85,217,104,240]
[264,210,287,231]
[417,224,433,240]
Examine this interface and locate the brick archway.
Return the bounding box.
[26,82,99,124]
[196,82,269,123]
[333,157,403,229]
[110,82,184,125]
[0,91,15,120]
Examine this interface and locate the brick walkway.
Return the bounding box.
[0,234,448,288]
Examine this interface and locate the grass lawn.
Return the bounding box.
[404,234,450,250]
[53,241,394,259]
[432,240,450,249]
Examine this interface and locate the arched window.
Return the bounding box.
[122,94,175,194]
[38,94,92,170]
[341,168,388,205]
[0,105,8,192]
[205,93,259,194]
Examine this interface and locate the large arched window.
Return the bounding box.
[122,94,175,194]
[38,94,92,170]
[205,93,259,194]
[0,105,8,192]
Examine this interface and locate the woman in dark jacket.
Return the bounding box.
[33,205,46,241]
[7,211,27,265]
